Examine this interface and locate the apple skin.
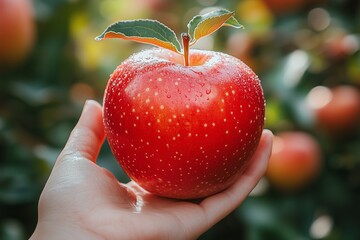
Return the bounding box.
[103,48,265,199]
[0,0,35,67]
[266,131,322,190]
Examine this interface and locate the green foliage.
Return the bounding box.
[1,0,360,239]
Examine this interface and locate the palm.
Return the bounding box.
[31,100,272,240]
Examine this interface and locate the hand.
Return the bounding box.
[30,100,273,240]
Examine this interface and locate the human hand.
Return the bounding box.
[30,100,273,240]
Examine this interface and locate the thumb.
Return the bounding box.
[57,100,105,164]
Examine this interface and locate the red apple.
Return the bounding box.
[266,131,322,190]
[98,9,265,199]
[0,0,35,67]
[307,85,360,136]
[103,48,265,199]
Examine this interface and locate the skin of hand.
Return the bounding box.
[30,100,273,240]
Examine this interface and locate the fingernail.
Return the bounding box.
[84,99,95,108]
[83,99,101,115]
[82,99,92,115]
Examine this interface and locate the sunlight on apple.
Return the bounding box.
[306,86,333,110]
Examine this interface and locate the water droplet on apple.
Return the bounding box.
[166,94,171,98]
[206,88,211,94]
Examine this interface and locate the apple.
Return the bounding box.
[102,48,265,199]
[306,85,360,136]
[97,9,265,199]
[266,131,322,190]
[323,32,359,60]
[0,0,35,67]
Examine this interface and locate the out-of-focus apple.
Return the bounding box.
[266,131,322,190]
[323,33,359,60]
[0,0,35,67]
[307,85,360,136]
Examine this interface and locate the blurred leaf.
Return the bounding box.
[0,219,26,240]
[0,166,40,204]
[9,81,62,106]
[236,197,307,240]
[236,198,278,228]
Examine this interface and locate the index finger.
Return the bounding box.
[57,100,106,164]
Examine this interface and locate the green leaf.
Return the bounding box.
[95,19,182,53]
[187,9,243,45]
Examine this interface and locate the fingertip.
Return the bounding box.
[261,129,274,156]
[85,99,102,108]
[262,129,274,141]
[81,99,103,119]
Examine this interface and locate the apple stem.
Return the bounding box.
[181,33,190,66]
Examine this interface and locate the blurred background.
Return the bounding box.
[1,0,360,239]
